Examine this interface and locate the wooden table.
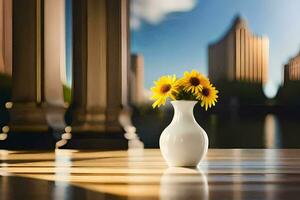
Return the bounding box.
[0,149,300,200]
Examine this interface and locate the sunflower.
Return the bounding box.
[198,83,219,111]
[151,75,178,108]
[179,70,210,95]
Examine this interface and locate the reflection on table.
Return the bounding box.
[1,149,300,199]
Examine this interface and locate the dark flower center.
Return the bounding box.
[190,77,200,86]
[161,84,171,93]
[202,88,210,97]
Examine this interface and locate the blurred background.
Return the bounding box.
[129,0,300,148]
[1,0,300,149]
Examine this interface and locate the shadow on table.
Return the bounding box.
[0,175,125,200]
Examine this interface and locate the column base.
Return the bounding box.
[0,130,56,150]
[0,103,61,150]
[64,108,128,149]
[57,128,128,150]
[8,103,48,131]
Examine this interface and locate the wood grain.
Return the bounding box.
[0,149,300,199]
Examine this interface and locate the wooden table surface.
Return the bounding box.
[0,149,300,200]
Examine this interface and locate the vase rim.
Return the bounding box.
[171,100,198,106]
[171,100,198,102]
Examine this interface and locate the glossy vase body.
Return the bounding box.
[159,101,208,167]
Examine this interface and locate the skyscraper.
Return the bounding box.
[130,54,145,105]
[284,51,300,83]
[208,16,269,85]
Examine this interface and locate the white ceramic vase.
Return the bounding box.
[159,100,208,167]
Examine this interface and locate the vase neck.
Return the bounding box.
[171,101,197,123]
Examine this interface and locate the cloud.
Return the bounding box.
[130,0,198,30]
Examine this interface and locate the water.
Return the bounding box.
[1,105,299,148]
[264,114,281,148]
[133,108,300,148]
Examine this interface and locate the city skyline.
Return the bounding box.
[284,51,300,83]
[131,0,300,98]
[209,16,269,84]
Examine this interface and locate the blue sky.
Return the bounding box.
[131,0,300,98]
[66,0,72,86]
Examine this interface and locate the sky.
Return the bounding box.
[131,0,300,98]
[66,0,72,86]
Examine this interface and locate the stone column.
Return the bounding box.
[106,0,130,132]
[9,0,47,131]
[44,0,66,132]
[2,0,66,149]
[0,0,12,75]
[67,0,129,149]
[0,0,12,143]
[71,0,107,132]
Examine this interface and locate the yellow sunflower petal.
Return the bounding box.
[199,83,219,111]
[150,75,179,108]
